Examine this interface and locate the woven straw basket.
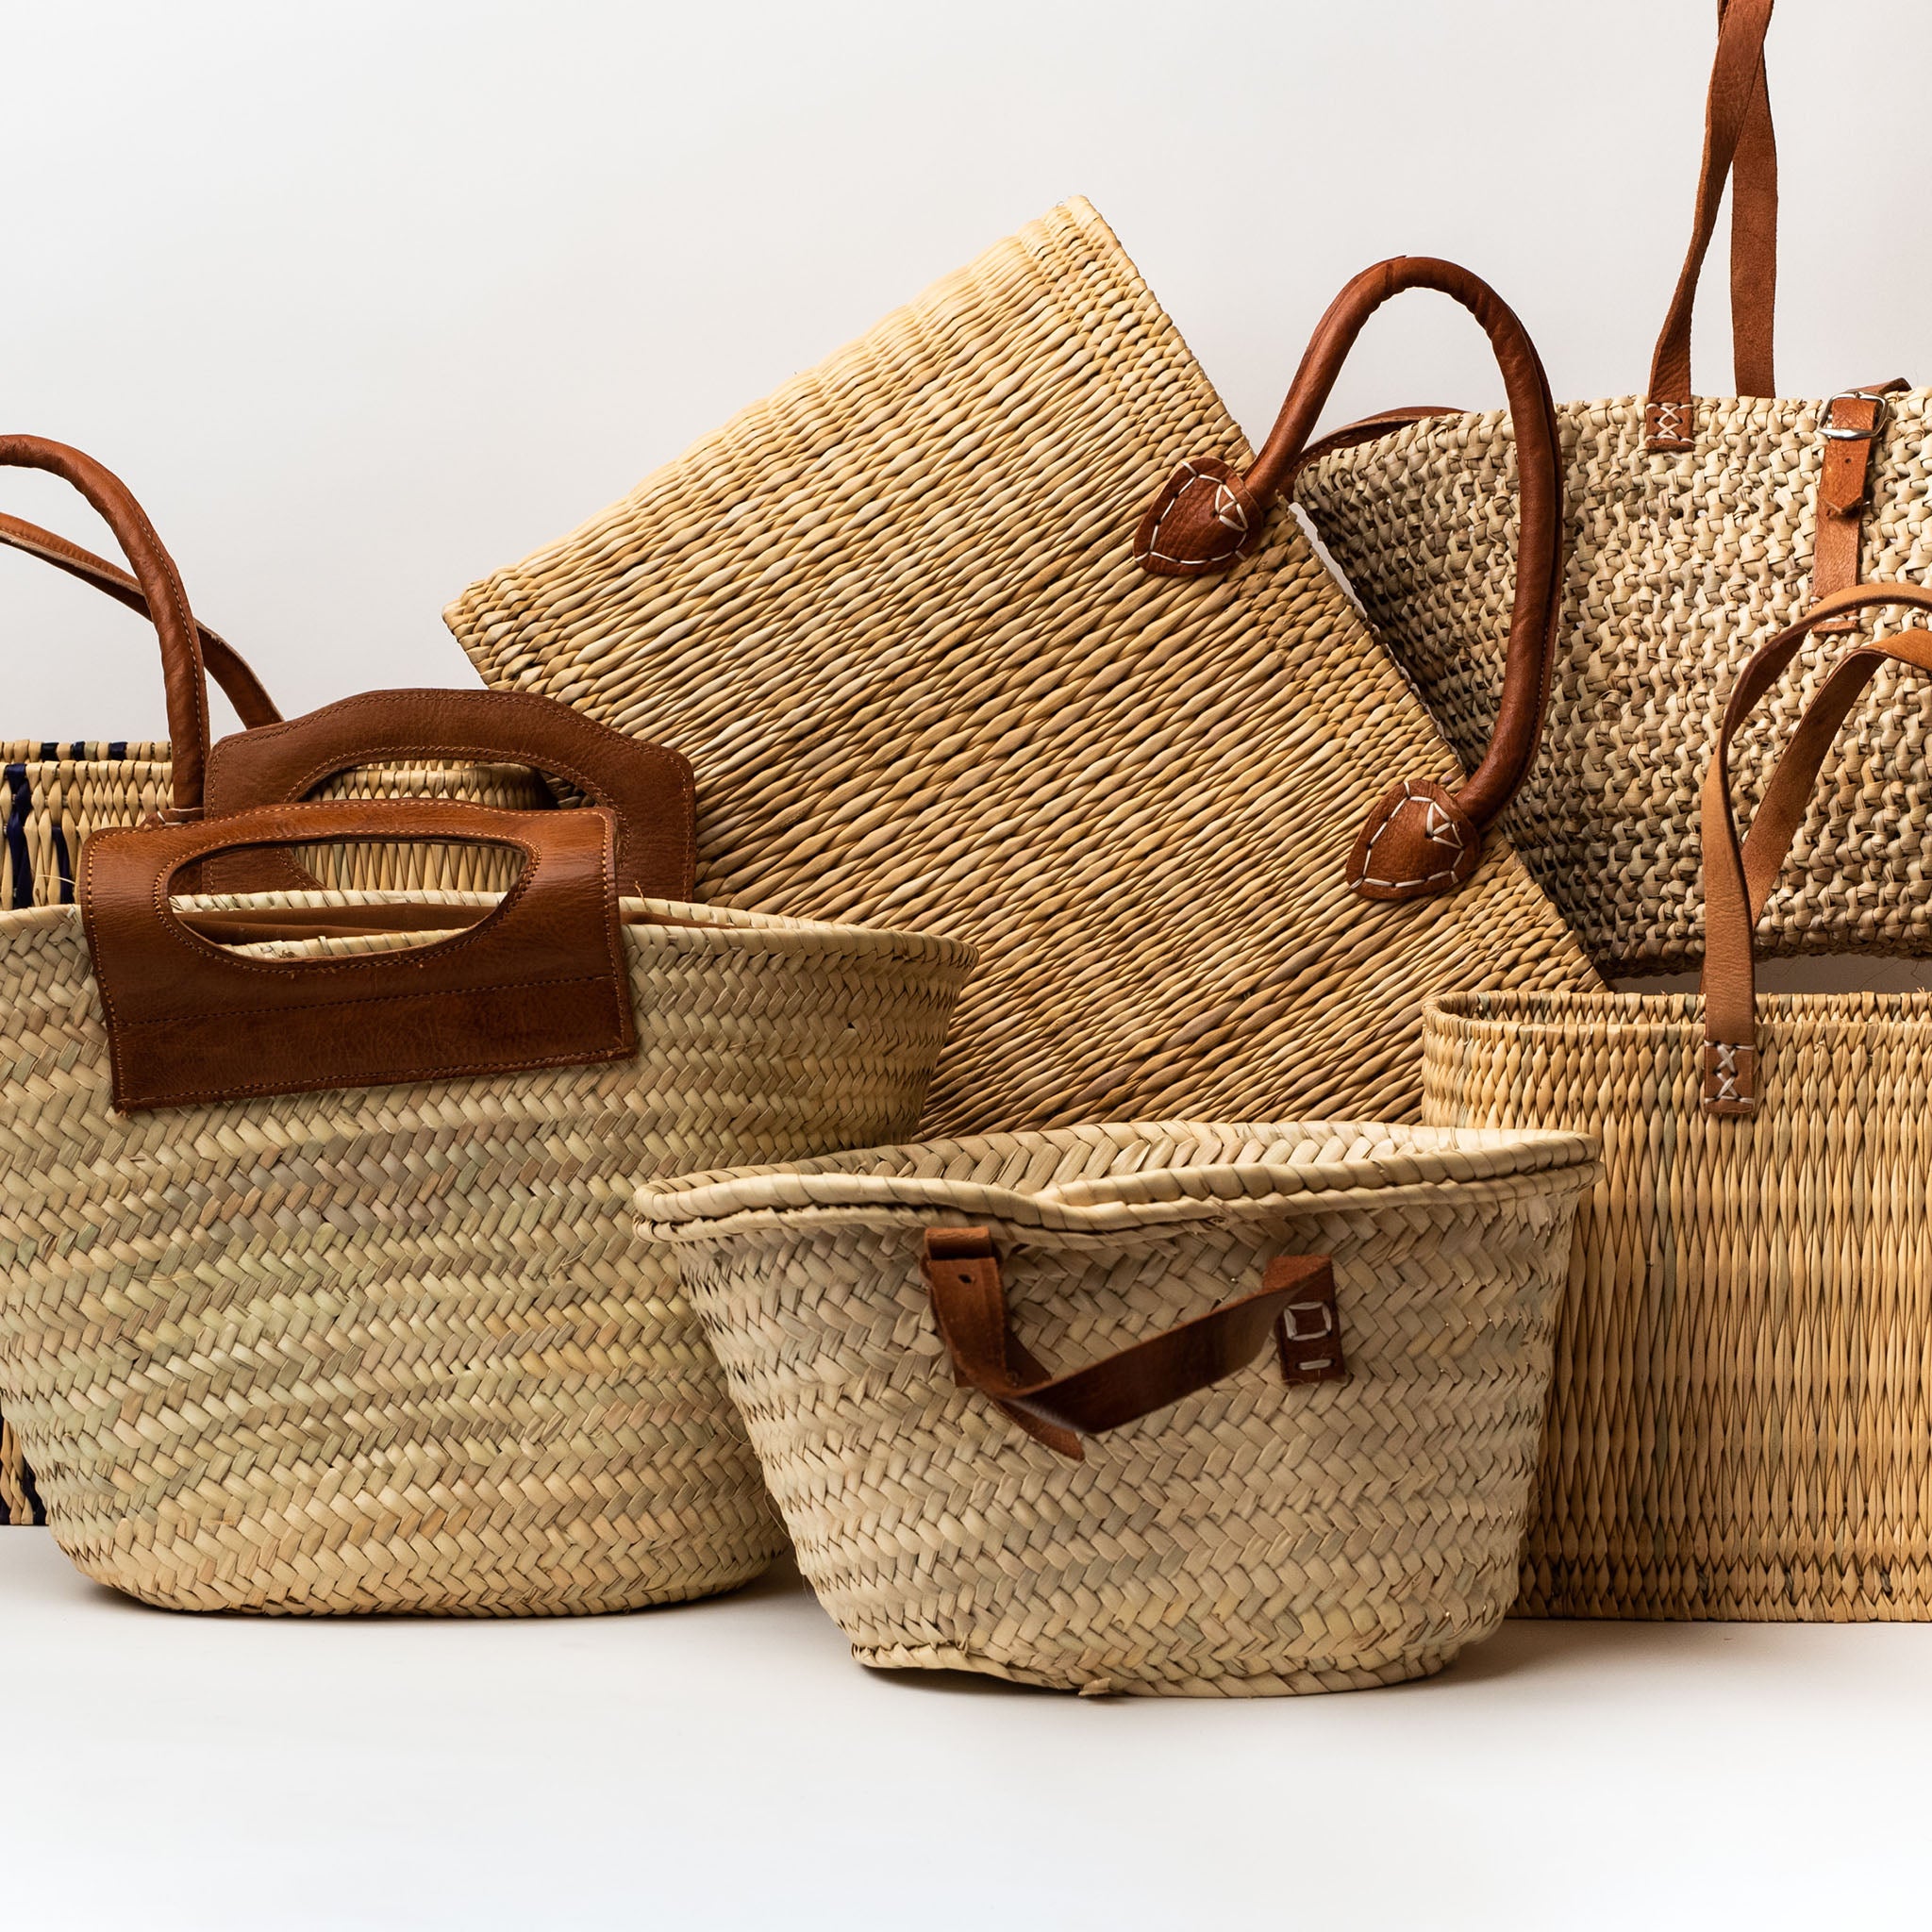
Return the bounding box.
[446,200,1596,1141]
[1424,586,1932,1620]
[1292,0,1932,973]
[641,1121,1598,1694]
[0,882,972,1613]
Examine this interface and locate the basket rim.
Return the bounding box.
[638,1117,1599,1240]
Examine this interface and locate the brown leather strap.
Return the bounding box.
[1645,0,1778,448]
[1131,257,1562,901]
[198,689,697,900]
[0,437,211,811]
[81,799,636,1112]
[1699,581,1932,1115]
[1809,383,1910,634]
[919,1228,1344,1462]
[0,509,281,728]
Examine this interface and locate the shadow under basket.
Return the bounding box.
[640,1120,1599,1695]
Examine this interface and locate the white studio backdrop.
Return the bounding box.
[2,0,1924,764]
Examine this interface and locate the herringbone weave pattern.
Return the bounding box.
[0,891,972,1612]
[642,1121,1596,1694]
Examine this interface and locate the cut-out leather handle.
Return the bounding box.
[919,1228,1344,1461]
[1132,256,1563,903]
[198,688,697,901]
[0,436,213,811]
[81,798,636,1112]
[1698,581,1932,1116]
[1644,0,1778,447]
[0,509,281,729]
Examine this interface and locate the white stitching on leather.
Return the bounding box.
[1142,459,1251,569]
[1353,780,1468,890]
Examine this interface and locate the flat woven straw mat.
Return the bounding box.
[1427,987,1932,1620]
[0,890,971,1614]
[1293,391,1932,972]
[641,1120,1597,1694]
[446,198,1598,1139]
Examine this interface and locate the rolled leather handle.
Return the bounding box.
[1132,256,1563,903]
[81,798,637,1112]
[0,436,213,812]
[199,688,697,902]
[919,1228,1344,1461]
[1698,581,1932,1117]
[0,509,281,729]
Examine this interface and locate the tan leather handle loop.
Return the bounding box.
[80,798,637,1112]
[0,437,212,811]
[1698,581,1932,1116]
[919,1228,1343,1462]
[1645,0,1778,446]
[1133,257,1563,903]
[0,509,281,729]
[199,689,697,901]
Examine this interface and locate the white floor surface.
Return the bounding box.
[4,1525,1928,1930]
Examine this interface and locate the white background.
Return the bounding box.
[3,0,1927,735]
[7,6,1932,1926]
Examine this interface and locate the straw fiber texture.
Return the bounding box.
[642,1121,1597,1694]
[0,744,555,1524]
[1426,987,1932,1620]
[446,199,1598,1140]
[0,889,972,1612]
[1293,393,1932,973]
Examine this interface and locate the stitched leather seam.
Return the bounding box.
[1141,460,1250,570]
[1351,780,1466,889]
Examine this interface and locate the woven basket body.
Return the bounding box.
[446,199,1596,1140]
[642,1121,1597,1694]
[1425,988,1932,1619]
[0,890,971,1612]
[1293,396,1932,973]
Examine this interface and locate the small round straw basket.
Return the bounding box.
[0,891,972,1615]
[641,1121,1599,1695]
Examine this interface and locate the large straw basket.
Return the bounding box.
[446,203,1596,1141]
[641,1120,1598,1694]
[1292,2,1932,973]
[1424,587,1932,1620]
[0,836,973,1612]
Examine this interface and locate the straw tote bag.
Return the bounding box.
[1286,0,1932,974]
[0,436,693,1525]
[1425,584,1932,1621]
[0,779,972,1612]
[639,1120,1597,1694]
[444,203,1598,1140]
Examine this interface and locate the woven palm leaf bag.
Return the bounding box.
[0,790,972,1614]
[1289,0,1932,974]
[0,436,691,1524]
[1425,585,1932,1622]
[640,1120,1597,1695]
[445,202,1598,1141]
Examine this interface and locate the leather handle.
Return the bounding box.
[199,688,697,901]
[1697,580,1932,1116]
[1645,0,1778,448]
[81,798,637,1112]
[0,509,281,729]
[0,437,212,812]
[1132,256,1563,902]
[919,1229,1344,1462]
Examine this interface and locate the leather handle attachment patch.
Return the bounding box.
[920,1228,1344,1461]
[81,799,636,1112]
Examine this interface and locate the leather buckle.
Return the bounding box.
[1823,389,1893,442]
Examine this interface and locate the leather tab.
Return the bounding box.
[1132,457,1261,576]
[1347,778,1481,902]
[1810,384,1907,634]
[1643,398,1698,453]
[81,799,636,1112]
[200,688,696,901]
[1266,1255,1347,1384]
[919,1228,1340,1461]
[1701,1041,1757,1117]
